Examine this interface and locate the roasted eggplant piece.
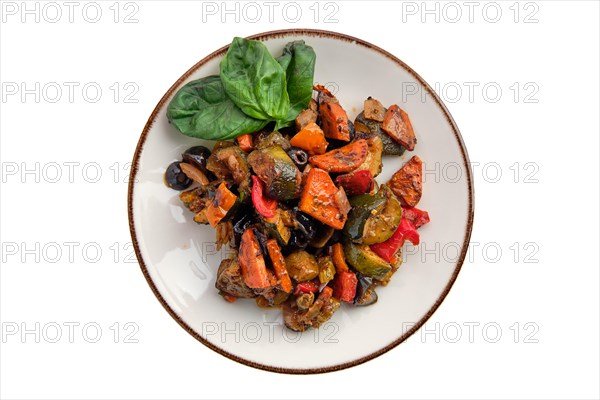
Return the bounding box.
[282,293,341,332]
[232,208,254,247]
[354,274,378,306]
[309,224,335,248]
[215,256,256,298]
[255,131,291,151]
[247,146,302,201]
[212,140,235,152]
[294,209,317,240]
[354,111,406,156]
[179,187,208,214]
[206,146,252,196]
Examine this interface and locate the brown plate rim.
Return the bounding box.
[127,28,475,375]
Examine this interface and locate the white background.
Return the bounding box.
[1,1,598,399]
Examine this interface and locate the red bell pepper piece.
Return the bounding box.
[334,170,374,196]
[370,219,420,262]
[251,175,277,218]
[401,206,430,229]
[333,271,357,302]
[294,280,320,295]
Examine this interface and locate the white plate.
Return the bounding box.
[128,29,474,373]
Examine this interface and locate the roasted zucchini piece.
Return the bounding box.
[343,242,392,279]
[356,135,383,178]
[343,192,388,242]
[260,208,291,245]
[247,146,302,201]
[361,186,401,245]
[343,186,401,244]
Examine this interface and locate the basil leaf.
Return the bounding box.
[220,37,290,121]
[276,40,316,127]
[167,75,267,140]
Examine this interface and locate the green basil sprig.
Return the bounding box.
[275,41,317,129]
[166,75,268,140]
[167,37,316,141]
[220,37,290,121]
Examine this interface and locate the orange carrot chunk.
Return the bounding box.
[309,139,368,173]
[236,133,254,152]
[331,243,349,273]
[238,228,271,289]
[290,122,328,155]
[388,155,423,207]
[319,286,333,299]
[266,239,293,293]
[205,182,238,227]
[320,101,350,141]
[382,105,416,151]
[299,168,348,230]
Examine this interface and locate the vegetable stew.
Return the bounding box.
[164,37,430,332]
